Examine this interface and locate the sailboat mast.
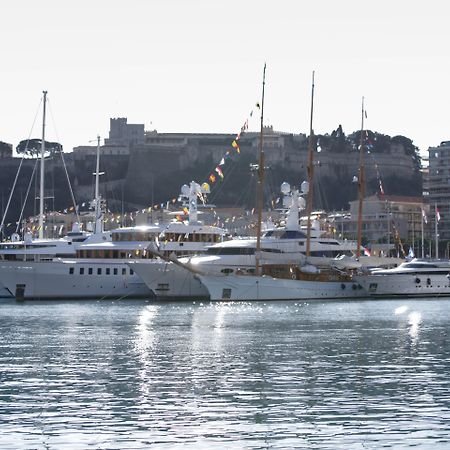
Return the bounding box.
[255,63,267,275]
[356,96,365,258]
[305,71,315,257]
[38,90,47,239]
[94,135,102,233]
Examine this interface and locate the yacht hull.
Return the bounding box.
[197,274,367,301]
[0,282,13,298]
[0,260,154,300]
[127,260,209,299]
[357,273,450,298]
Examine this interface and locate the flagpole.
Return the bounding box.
[435,203,439,259]
[421,212,424,259]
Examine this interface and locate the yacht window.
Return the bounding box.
[130,269,134,275]
[97,268,102,275]
[405,263,438,269]
[206,247,255,255]
[281,230,306,239]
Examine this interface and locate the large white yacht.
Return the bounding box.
[0,181,226,300]
[196,267,367,301]
[356,258,450,298]
[129,183,360,299]
[0,225,160,299]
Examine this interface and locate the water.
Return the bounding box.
[1,298,450,449]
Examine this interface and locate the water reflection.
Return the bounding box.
[408,311,422,340]
[0,299,449,448]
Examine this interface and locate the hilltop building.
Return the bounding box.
[73,118,145,157]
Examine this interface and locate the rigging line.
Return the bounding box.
[16,159,39,234]
[47,98,80,224]
[0,97,43,236]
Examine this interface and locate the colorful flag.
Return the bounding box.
[422,209,428,224]
[379,180,384,196]
[436,205,441,222]
[363,247,371,256]
[215,166,224,179]
[183,207,189,215]
[219,158,225,166]
[209,174,216,183]
[231,140,240,154]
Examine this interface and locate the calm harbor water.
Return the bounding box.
[1,298,450,449]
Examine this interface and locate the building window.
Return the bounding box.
[106,268,110,275]
[122,268,126,275]
[88,268,93,275]
[97,268,102,275]
[69,267,74,275]
[79,267,84,275]
[113,268,118,275]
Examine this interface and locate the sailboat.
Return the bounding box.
[194,70,369,301]
[0,92,91,298]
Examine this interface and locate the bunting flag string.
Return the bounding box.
[17,105,260,236]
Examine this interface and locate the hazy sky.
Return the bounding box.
[2,0,449,157]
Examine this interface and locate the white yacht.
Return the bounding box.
[129,183,359,299]
[0,181,226,300]
[0,225,90,297]
[356,258,450,298]
[0,225,161,299]
[196,266,366,301]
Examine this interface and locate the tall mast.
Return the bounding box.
[38,90,47,239]
[255,63,267,276]
[93,135,105,234]
[356,96,365,258]
[305,71,315,258]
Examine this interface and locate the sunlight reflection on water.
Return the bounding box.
[0,298,449,449]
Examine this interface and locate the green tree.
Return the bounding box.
[16,139,63,157]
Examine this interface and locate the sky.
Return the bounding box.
[2,0,449,158]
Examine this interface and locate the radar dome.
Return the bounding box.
[181,184,190,196]
[281,182,291,195]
